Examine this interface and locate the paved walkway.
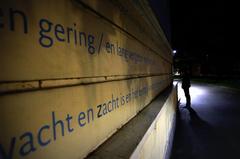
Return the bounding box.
[171,82,240,159]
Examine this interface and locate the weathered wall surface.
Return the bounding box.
[0,0,173,158]
[0,0,172,81]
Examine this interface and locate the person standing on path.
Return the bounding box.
[181,69,191,108]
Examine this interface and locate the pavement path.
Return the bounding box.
[171,82,240,159]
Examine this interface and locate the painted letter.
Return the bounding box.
[38,125,51,146]
[19,132,36,156]
[0,137,16,159]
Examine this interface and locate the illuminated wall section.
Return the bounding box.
[130,87,177,159]
[0,0,173,158]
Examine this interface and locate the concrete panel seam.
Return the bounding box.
[0,74,171,94]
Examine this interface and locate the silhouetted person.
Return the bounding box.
[181,69,191,108]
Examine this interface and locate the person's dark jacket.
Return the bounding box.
[182,74,191,89]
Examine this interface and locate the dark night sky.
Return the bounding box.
[149,0,235,75]
[150,0,226,62]
[170,0,225,58]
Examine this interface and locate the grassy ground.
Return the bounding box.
[175,76,240,90]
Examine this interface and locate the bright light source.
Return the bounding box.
[177,83,208,105]
[189,87,206,100]
[174,71,180,76]
[173,50,177,54]
[173,81,178,86]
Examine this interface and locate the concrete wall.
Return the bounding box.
[0,0,173,159]
[130,87,177,159]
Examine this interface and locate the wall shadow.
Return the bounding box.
[171,104,236,159]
